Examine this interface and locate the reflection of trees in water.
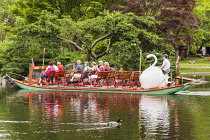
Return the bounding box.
[17,91,140,124]
[17,92,194,139]
[9,91,206,139]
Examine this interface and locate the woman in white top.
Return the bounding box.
[53,62,59,71]
[89,62,99,87]
[90,62,98,72]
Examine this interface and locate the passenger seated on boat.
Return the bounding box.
[53,61,59,71]
[90,62,98,72]
[68,60,83,83]
[75,60,83,70]
[82,62,91,79]
[104,62,110,71]
[55,61,64,77]
[78,62,92,86]
[87,62,98,86]
[37,62,55,85]
[70,62,91,84]
[98,60,105,72]
[88,61,105,86]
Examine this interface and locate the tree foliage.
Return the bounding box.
[9,0,124,22]
[1,11,61,75]
[58,11,161,69]
[110,0,200,59]
[157,0,200,59]
[58,12,142,60]
[0,0,209,75]
[192,0,210,55]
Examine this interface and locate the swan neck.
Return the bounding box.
[151,55,157,67]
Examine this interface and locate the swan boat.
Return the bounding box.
[11,79,194,95]
[6,65,195,95]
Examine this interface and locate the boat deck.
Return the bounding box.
[32,83,141,90]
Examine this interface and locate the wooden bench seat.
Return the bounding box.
[204,57,210,60]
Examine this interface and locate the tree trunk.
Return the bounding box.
[184,49,188,58]
[86,50,96,61]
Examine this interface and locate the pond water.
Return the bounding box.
[1,76,210,140]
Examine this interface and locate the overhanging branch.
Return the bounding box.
[57,36,83,51]
[95,35,113,59]
[90,33,113,48]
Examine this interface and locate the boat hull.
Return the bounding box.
[13,79,195,95]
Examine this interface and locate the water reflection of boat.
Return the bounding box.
[139,95,180,139]
[16,91,113,123]
[13,90,185,137]
[140,95,170,131]
[14,91,142,125]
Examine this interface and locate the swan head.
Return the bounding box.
[144,54,158,67]
[145,54,157,59]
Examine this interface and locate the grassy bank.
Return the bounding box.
[180,68,210,73]
[179,57,210,73]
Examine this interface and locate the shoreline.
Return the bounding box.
[180,72,210,75]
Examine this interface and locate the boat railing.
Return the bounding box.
[41,70,143,88]
[114,71,132,88]
[130,71,142,87]
[8,69,143,88]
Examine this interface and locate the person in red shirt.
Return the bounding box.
[55,62,64,77]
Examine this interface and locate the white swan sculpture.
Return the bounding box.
[139,54,168,89]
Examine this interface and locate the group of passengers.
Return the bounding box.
[70,60,111,85]
[37,60,110,85]
[37,54,170,86]
[37,61,64,85]
[75,60,110,72]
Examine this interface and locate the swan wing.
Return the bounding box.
[140,67,167,89]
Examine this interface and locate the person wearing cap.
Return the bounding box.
[160,54,170,74]
[75,60,83,70]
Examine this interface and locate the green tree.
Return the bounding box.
[1,11,61,75]
[0,0,15,22]
[9,0,124,22]
[58,11,161,70]
[110,0,200,59]
[192,0,210,55]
